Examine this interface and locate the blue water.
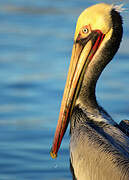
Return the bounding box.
[0,0,129,180]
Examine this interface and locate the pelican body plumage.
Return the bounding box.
[50,3,129,180]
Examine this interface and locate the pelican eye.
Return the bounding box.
[82,27,89,34]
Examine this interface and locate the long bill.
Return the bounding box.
[50,30,105,158]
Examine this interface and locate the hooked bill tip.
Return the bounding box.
[50,149,57,159]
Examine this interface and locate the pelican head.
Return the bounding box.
[50,3,123,158]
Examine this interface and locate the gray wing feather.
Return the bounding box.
[70,121,129,180]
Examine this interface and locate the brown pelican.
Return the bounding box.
[50,3,129,180]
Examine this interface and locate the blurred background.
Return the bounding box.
[0,0,129,180]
